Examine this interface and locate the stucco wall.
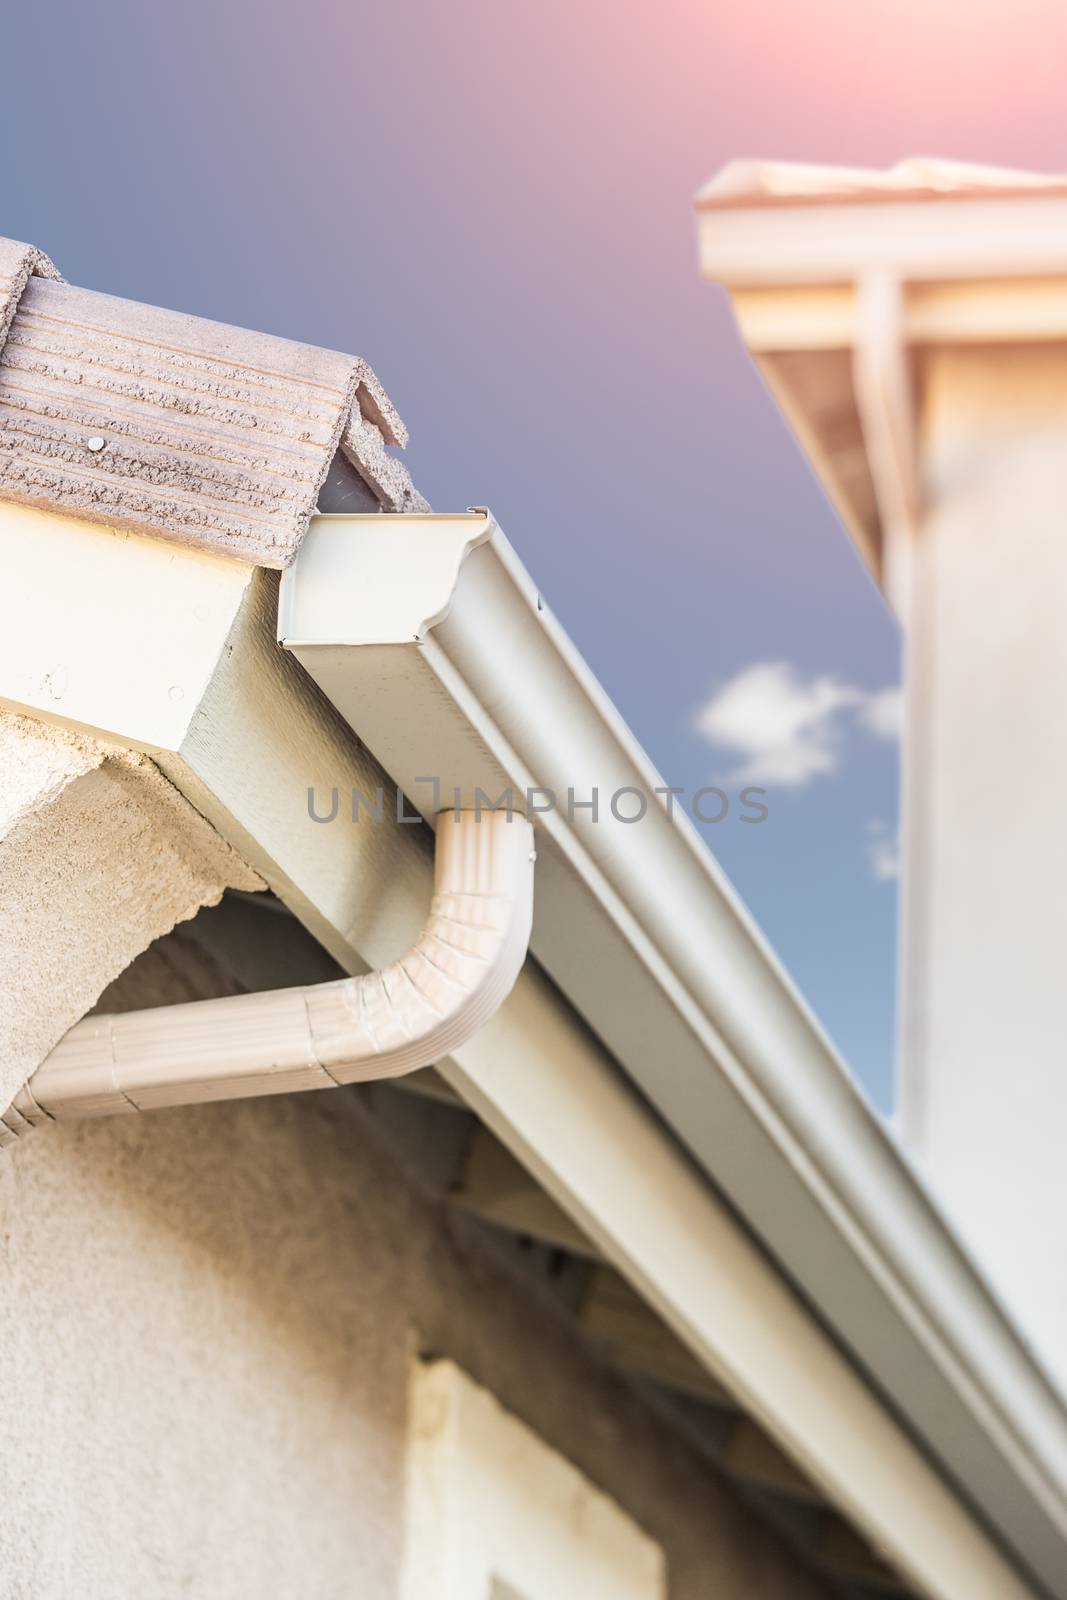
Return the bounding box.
[901,345,1067,1393]
[0,707,261,1119]
[0,1093,828,1600]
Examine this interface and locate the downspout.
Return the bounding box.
[14,809,533,1123]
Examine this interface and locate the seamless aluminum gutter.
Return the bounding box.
[0,496,1052,1595]
[281,510,1067,1598]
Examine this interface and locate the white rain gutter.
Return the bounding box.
[279,509,1067,1600]
[21,809,533,1118]
[0,497,1049,1600]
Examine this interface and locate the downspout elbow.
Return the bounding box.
[21,810,534,1122]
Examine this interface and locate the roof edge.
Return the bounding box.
[0,236,424,567]
[0,237,62,350]
[696,158,1067,211]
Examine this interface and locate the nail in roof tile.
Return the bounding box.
[0,236,420,567]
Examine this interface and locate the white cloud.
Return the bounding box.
[695,662,902,789]
[866,818,900,881]
[860,686,904,741]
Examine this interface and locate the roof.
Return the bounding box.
[695,159,1067,594]
[696,157,1067,209]
[0,238,62,344]
[694,157,1067,293]
[0,235,426,567]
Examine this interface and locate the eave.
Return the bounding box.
[281,509,1067,1599]
[696,161,1067,608]
[0,496,1057,1600]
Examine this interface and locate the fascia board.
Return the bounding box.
[730,279,1067,355]
[0,500,430,977]
[0,500,255,751]
[281,511,1067,1600]
[697,194,1067,288]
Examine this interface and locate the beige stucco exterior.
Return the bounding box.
[0,707,261,1119]
[897,342,1067,1387]
[0,1091,828,1600]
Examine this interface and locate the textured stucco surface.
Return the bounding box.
[0,707,261,1118]
[903,345,1067,1392]
[0,1093,830,1600]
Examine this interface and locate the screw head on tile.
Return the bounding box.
[86,436,107,454]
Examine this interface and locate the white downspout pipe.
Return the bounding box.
[18,810,534,1122]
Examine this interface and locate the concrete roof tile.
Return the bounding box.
[696,158,1067,209]
[0,236,421,566]
[0,238,62,348]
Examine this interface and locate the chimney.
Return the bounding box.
[697,159,1067,1386]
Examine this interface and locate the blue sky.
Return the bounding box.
[8,0,1059,1108]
